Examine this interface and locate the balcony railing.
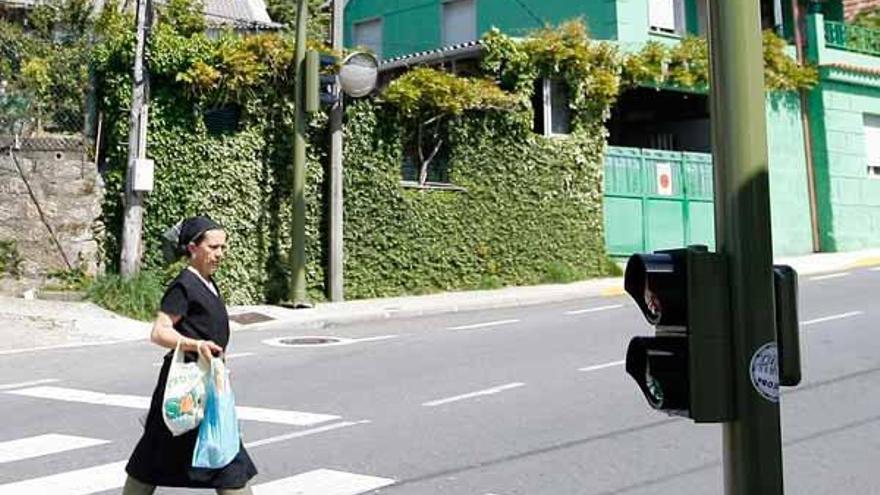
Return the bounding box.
[824,21,880,57]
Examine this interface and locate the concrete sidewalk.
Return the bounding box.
[1,248,879,354]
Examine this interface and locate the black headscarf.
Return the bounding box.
[161,215,223,263]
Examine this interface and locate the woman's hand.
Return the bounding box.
[195,340,223,361]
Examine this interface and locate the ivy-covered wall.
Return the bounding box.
[342,103,610,299]
[91,10,616,304]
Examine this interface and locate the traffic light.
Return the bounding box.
[623,246,802,422]
[304,51,340,113]
[623,246,734,422]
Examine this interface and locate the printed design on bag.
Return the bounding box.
[164,389,203,420]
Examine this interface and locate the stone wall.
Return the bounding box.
[0,136,104,278]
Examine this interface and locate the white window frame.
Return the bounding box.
[353,17,383,61]
[865,114,880,179]
[541,78,571,137]
[649,0,687,36]
[441,0,477,47]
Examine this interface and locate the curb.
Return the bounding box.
[231,281,628,333]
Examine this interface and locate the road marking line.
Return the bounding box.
[565,304,624,316]
[0,460,127,495]
[245,420,370,448]
[801,311,863,326]
[808,272,850,281]
[0,434,110,464]
[0,378,59,391]
[7,386,150,408]
[253,469,395,495]
[6,386,340,426]
[578,360,626,372]
[353,334,398,343]
[447,319,520,331]
[0,340,137,356]
[423,382,525,407]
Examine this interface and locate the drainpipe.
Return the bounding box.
[792,0,822,252]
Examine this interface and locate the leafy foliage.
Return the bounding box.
[382,68,521,184]
[342,102,614,298]
[86,271,164,321]
[620,30,816,92]
[0,0,93,134]
[852,7,880,29]
[91,8,617,303]
[482,20,621,128]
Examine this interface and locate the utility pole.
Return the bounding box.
[288,0,309,306]
[119,0,152,277]
[328,0,344,301]
[707,1,784,493]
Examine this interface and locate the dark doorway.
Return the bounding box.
[607,87,711,153]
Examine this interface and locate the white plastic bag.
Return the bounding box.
[162,339,208,436]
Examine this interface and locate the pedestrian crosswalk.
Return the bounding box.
[0,434,109,464]
[0,383,395,494]
[7,386,340,426]
[0,430,395,494]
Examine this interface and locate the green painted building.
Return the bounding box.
[806,11,880,251]
[344,0,880,256]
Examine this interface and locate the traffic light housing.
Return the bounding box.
[305,51,340,113]
[624,246,734,422]
[623,246,802,422]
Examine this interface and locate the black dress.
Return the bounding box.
[126,268,258,488]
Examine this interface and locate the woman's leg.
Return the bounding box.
[216,486,254,495]
[121,475,156,495]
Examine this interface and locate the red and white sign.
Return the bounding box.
[656,163,673,196]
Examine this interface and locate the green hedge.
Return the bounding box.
[93,14,614,304]
[341,102,610,298]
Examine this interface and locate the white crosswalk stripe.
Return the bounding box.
[0,463,394,495]
[0,434,110,464]
[253,469,395,495]
[0,460,128,495]
[6,386,340,426]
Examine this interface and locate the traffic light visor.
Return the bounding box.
[624,252,686,328]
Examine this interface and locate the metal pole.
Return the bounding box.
[707,1,784,494]
[328,0,345,301]
[791,0,821,252]
[288,0,309,306]
[120,0,151,277]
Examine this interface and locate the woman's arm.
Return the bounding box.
[150,311,223,360]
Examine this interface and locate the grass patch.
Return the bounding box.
[86,271,164,321]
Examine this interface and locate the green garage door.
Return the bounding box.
[604,146,715,257]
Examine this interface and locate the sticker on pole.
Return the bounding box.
[656,162,673,196]
[750,342,779,402]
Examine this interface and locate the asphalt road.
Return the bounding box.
[0,266,878,494]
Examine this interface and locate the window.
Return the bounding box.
[442,0,476,46]
[865,114,880,179]
[649,0,686,35]
[353,18,383,61]
[533,78,571,137]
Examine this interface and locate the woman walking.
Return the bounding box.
[123,216,257,494]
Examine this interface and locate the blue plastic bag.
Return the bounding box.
[192,358,241,469]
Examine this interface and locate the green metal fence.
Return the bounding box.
[603,146,715,257]
[824,20,880,57]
